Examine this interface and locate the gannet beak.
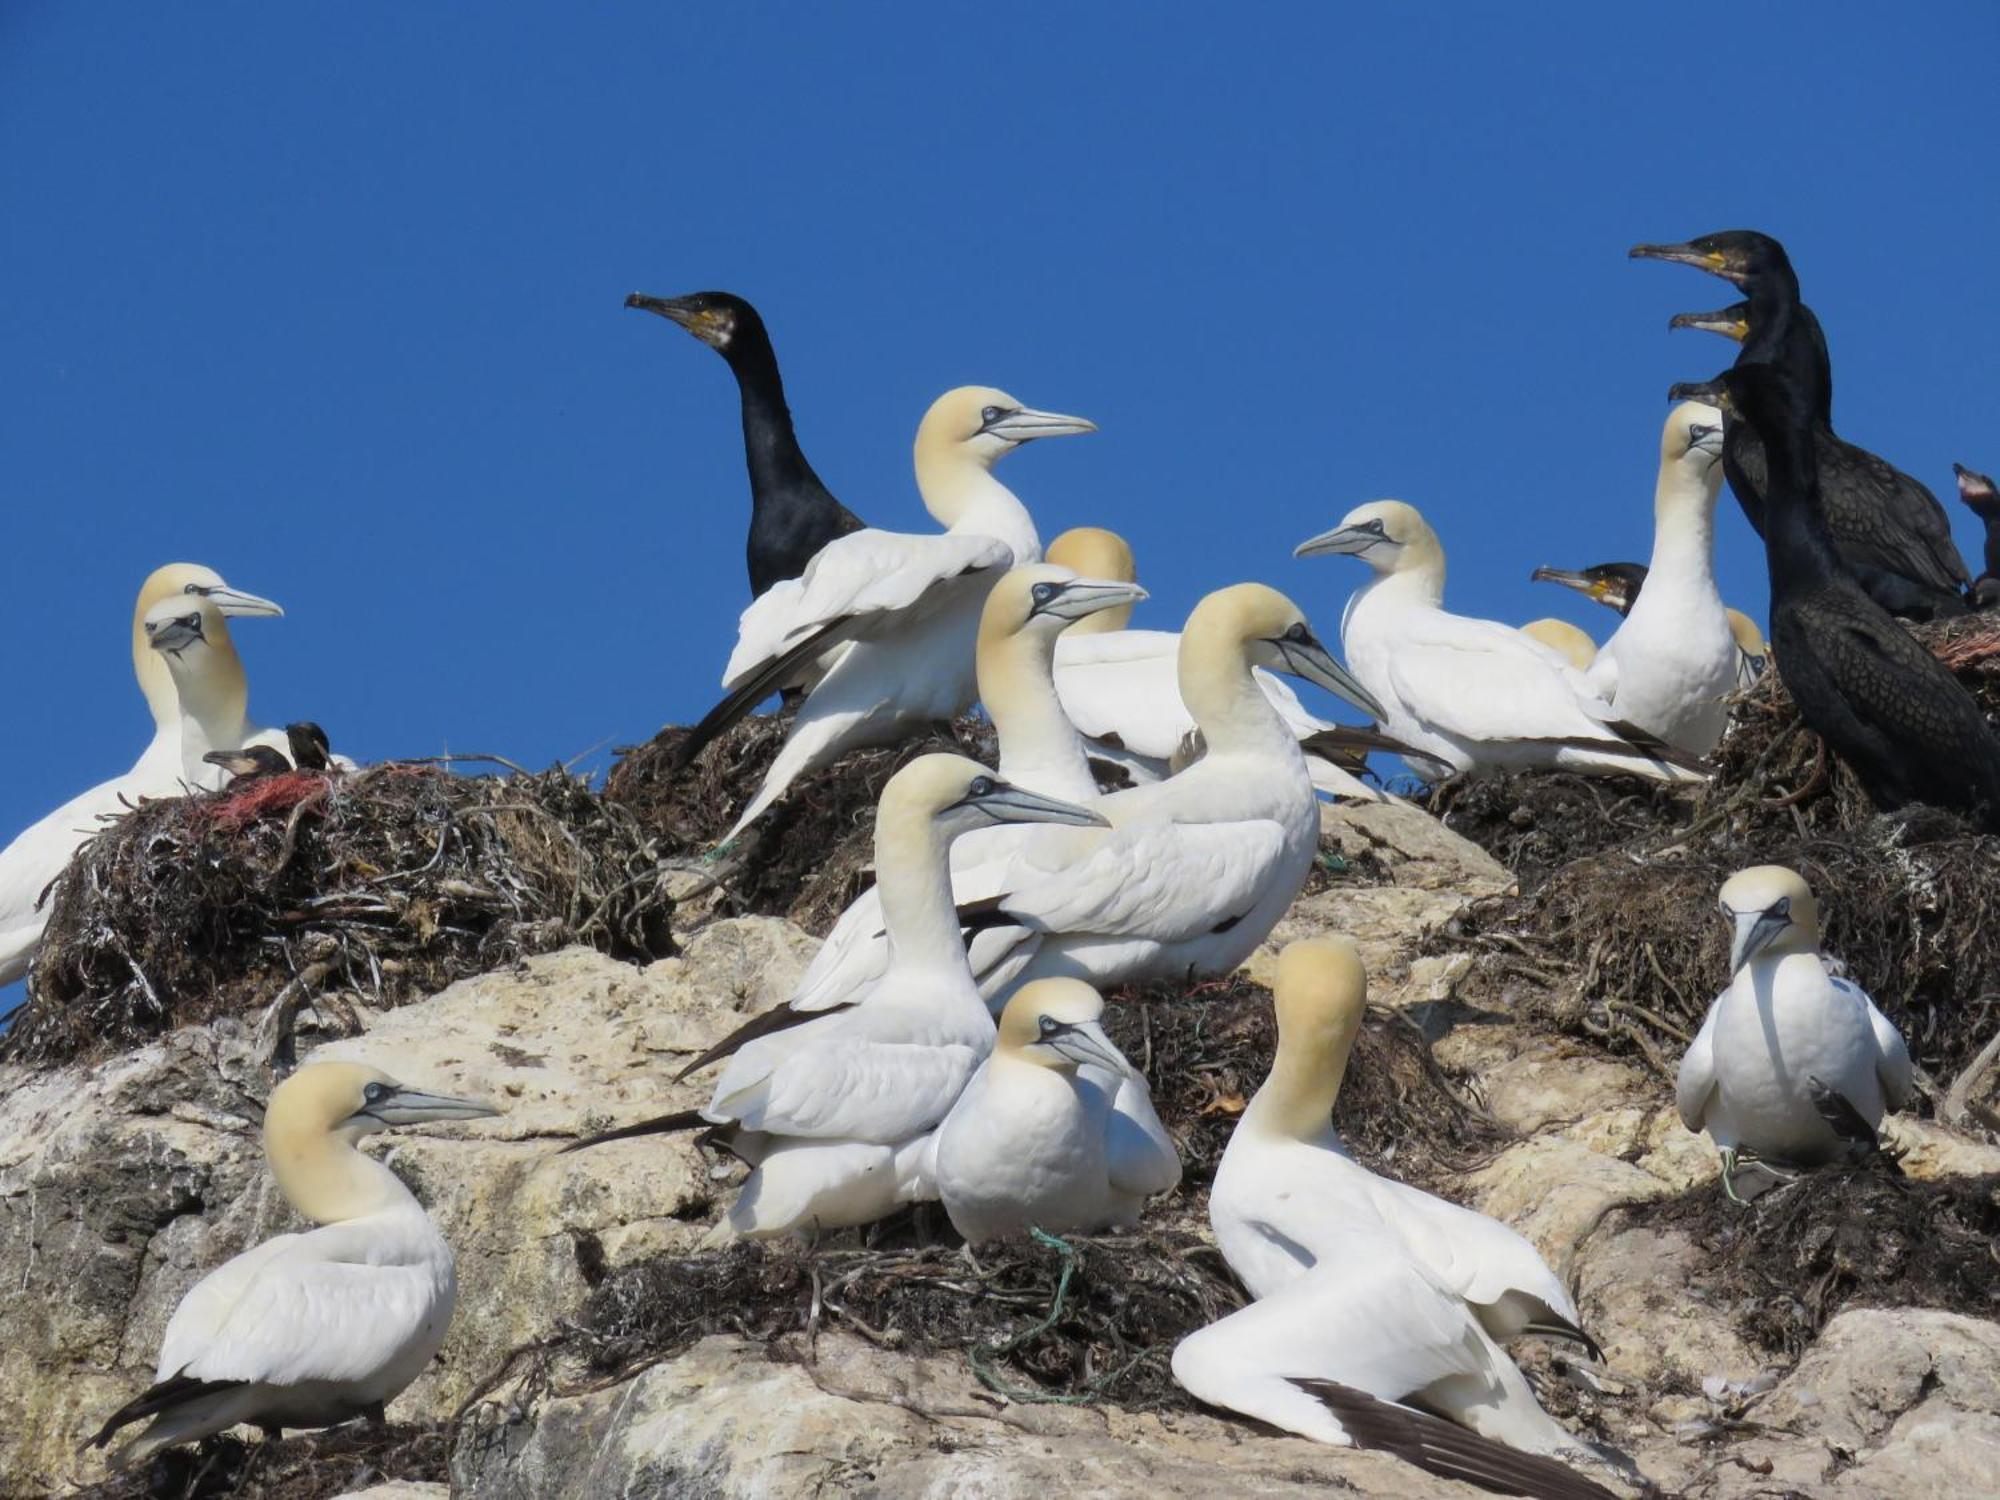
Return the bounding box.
[361,1086,502,1127]
[960,779,1110,829]
[1688,421,1725,458]
[1725,903,1792,976]
[626,292,733,350]
[1035,578,1149,624]
[145,614,207,656]
[1044,1018,1127,1074]
[1669,378,1734,416]
[1669,308,1751,343]
[1529,566,1607,601]
[981,406,1098,443]
[202,586,284,619]
[1629,241,1745,284]
[1293,523,1385,560]
[1271,630,1386,721]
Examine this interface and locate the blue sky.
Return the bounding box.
[3,4,1996,970]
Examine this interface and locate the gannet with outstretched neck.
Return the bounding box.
[1580,402,1738,755]
[87,1062,496,1470]
[679,387,1094,838]
[1044,528,1388,801]
[565,755,1107,1241]
[1173,939,1614,1499]
[932,978,1179,1241]
[0,567,282,986]
[1678,866,1913,1199]
[1298,502,1706,782]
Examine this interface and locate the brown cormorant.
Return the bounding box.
[1953,464,2000,609]
[202,745,293,783]
[285,721,334,771]
[627,290,865,596]
[1632,231,1969,620]
[1671,363,2000,827]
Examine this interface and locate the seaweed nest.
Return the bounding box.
[605,711,1000,935]
[1425,772,1698,894]
[1613,1160,2000,1359]
[8,762,673,1069]
[74,1422,445,1500]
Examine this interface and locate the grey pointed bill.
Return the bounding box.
[1629,241,1746,284]
[1044,1018,1128,1074]
[982,406,1099,442]
[1272,629,1386,722]
[1293,522,1386,560]
[965,780,1111,829]
[362,1086,502,1127]
[1037,578,1149,624]
[203,585,284,619]
[1725,904,1792,976]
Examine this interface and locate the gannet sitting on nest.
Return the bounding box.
[0,568,283,986]
[931,977,1178,1241]
[676,387,1094,839]
[1044,527,1390,801]
[1297,501,1707,782]
[563,755,1107,1241]
[1172,939,1617,1500]
[87,1062,496,1470]
[1678,865,1913,1201]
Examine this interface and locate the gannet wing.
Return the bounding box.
[1841,976,1915,1109]
[998,819,1291,942]
[1082,1067,1183,1198]
[711,1034,982,1142]
[1383,619,1623,748]
[1676,998,1722,1133]
[0,773,144,981]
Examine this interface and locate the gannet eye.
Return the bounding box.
[1030,582,1057,605]
[184,582,203,595]
[362,1082,389,1104]
[1770,897,1791,919]
[1038,1016,1059,1036]
[980,405,1006,426]
[180,613,202,631]
[1284,623,1310,644]
[968,776,996,798]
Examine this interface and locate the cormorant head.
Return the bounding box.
[1630,230,1794,292]
[203,744,293,782]
[1669,302,1753,343]
[996,978,1125,1074]
[1717,865,1820,974]
[286,721,334,771]
[1954,464,2000,523]
[1529,562,1648,616]
[625,289,768,360]
[1670,364,1810,447]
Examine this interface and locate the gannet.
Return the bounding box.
[87,1062,496,1470]
[1297,502,1707,782]
[627,290,866,596]
[566,755,1107,1241]
[1516,618,1597,672]
[205,745,294,783]
[1953,464,2000,609]
[679,387,1094,838]
[1531,561,1767,690]
[1044,527,1388,801]
[931,977,1178,1241]
[1173,939,1612,1497]
[1679,866,1914,1199]
[0,568,281,986]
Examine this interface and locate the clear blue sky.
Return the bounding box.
[3,5,1996,904]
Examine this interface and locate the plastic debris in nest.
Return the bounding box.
[72,1421,445,1500]
[7,761,673,1069]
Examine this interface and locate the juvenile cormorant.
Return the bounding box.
[202,745,293,783]
[1671,363,2000,827]
[1953,464,2000,609]
[627,290,865,596]
[285,720,334,771]
[1632,231,1969,619]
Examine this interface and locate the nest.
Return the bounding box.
[7,763,673,1069]
[605,712,1000,936]
[74,1422,445,1500]
[1425,773,1698,895]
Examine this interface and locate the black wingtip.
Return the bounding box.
[1806,1074,1881,1153]
[673,616,854,769]
[559,1107,709,1154]
[1524,1318,1605,1365]
[670,1003,849,1083]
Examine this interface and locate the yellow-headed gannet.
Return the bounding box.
[678,387,1094,838]
[931,977,1178,1241]
[1045,528,1388,802]
[1532,561,1768,691]
[1297,502,1707,782]
[87,1061,497,1469]
[1580,403,1738,756]
[567,755,1107,1241]
[1173,939,1614,1498]
[0,568,282,986]
[1678,865,1913,1200]
[1726,610,1769,689]
[1516,618,1598,672]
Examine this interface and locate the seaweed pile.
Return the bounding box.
[75,1422,445,1500]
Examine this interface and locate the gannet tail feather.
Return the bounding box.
[672,1002,857,1083]
[675,616,857,768]
[1292,1380,1618,1500]
[1501,731,1711,777]
[559,1107,709,1154]
[1521,1316,1604,1364]
[1806,1074,1881,1153]
[84,1373,246,1455]
[1299,724,1425,763]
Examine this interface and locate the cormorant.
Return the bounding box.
[627,290,865,596]
[1632,231,1969,620]
[202,744,293,783]
[285,720,334,771]
[1671,363,2000,827]
[1529,562,1648,616]
[1953,464,2000,609]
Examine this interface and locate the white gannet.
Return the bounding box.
[0,567,282,986]
[1517,618,1597,672]
[1727,610,1769,690]
[1297,502,1706,782]
[1531,561,1768,693]
[1045,527,1388,802]
[1173,939,1613,1497]
[1581,403,1738,756]
[677,386,1095,838]
[1678,865,1914,1200]
[86,1062,497,1470]
[931,977,1178,1241]
[567,754,1107,1241]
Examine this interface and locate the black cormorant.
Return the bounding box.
[1953,464,2000,609]
[627,290,865,596]
[1529,562,1648,616]
[285,720,334,771]
[1632,231,1969,620]
[1671,363,2000,827]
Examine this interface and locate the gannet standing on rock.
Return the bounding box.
[564,755,1107,1241]
[1297,501,1707,782]
[0,567,282,986]
[1678,866,1913,1200]
[1173,939,1616,1500]
[87,1062,497,1470]
[678,387,1095,838]
[931,978,1179,1241]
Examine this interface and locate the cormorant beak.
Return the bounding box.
[1669,378,1735,417]
[1040,1018,1127,1074]
[626,292,734,351]
[1725,902,1793,976]
[981,407,1098,443]
[202,750,267,778]
[357,1086,502,1128]
[1034,578,1149,624]
[1669,308,1751,343]
[201,586,285,619]
[1267,630,1386,721]
[1955,464,1999,514]
[1529,566,1611,603]
[956,780,1110,829]
[1293,523,1387,560]
[1629,242,1748,285]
